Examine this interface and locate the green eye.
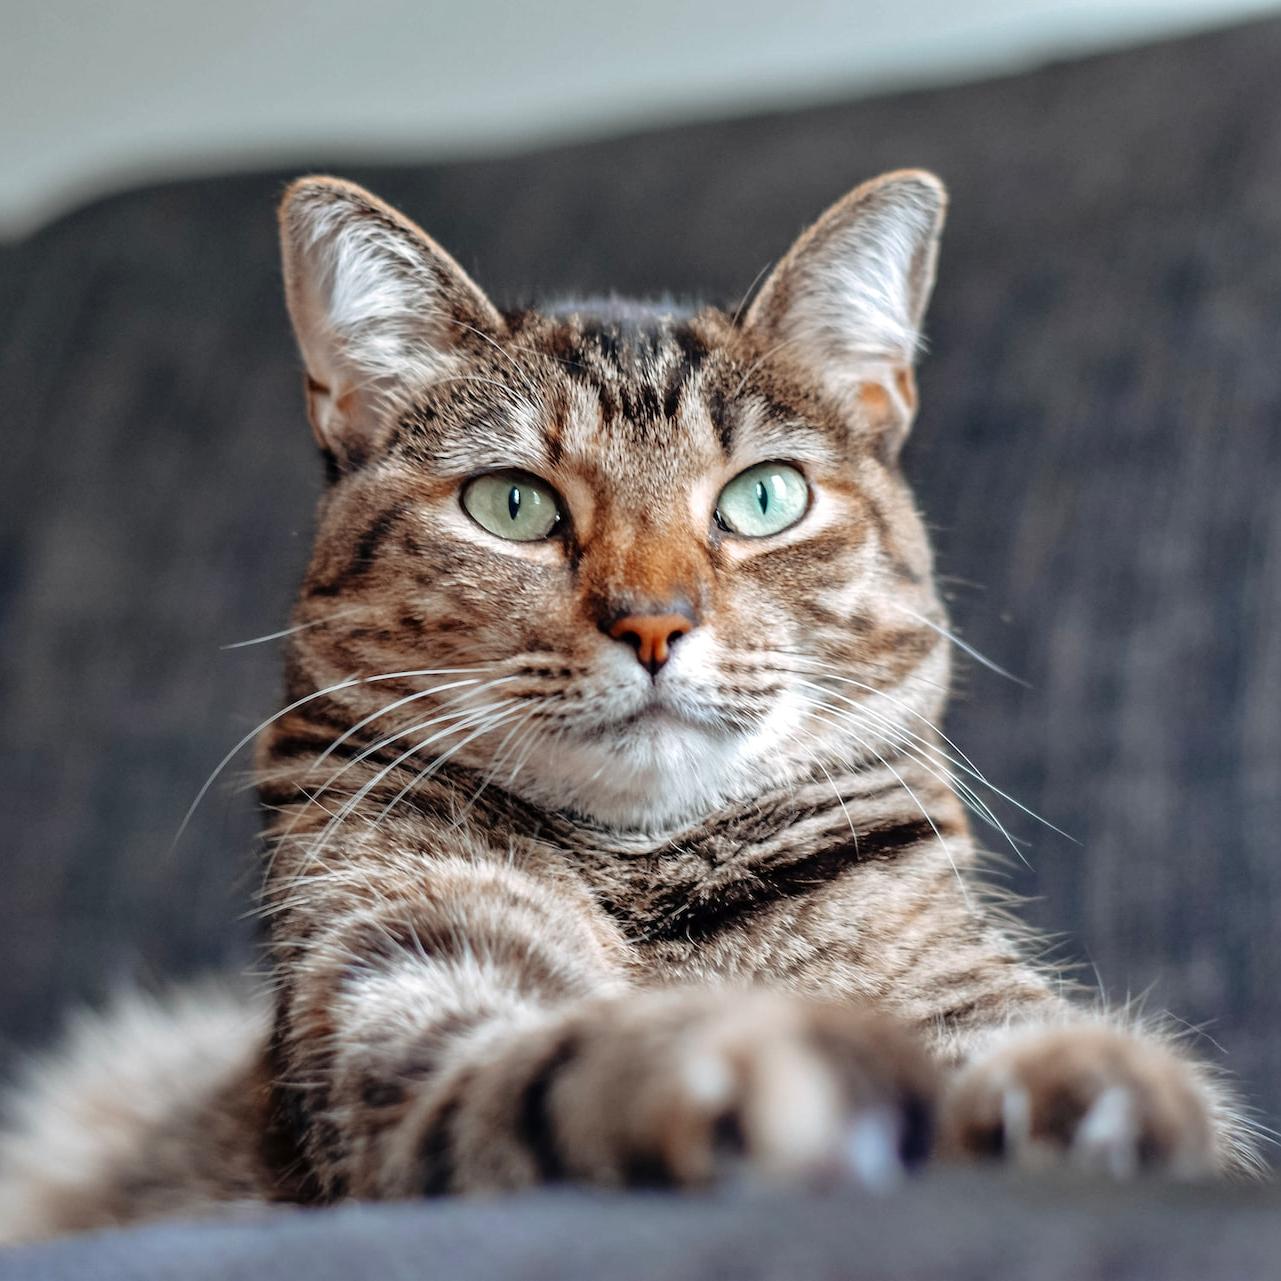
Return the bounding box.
[715,462,809,538]
[462,471,562,542]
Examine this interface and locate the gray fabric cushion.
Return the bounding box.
[1,20,1279,1264]
[5,1172,1281,1281]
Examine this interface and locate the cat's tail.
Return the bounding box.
[0,982,272,1244]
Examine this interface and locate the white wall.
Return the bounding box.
[4,0,1279,236]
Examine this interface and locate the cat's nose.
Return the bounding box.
[606,608,696,676]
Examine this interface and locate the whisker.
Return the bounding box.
[731,256,778,326]
[784,659,1072,842]
[301,700,522,866]
[265,679,520,858]
[732,334,806,399]
[172,666,496,849]
[502,716,548,790]
[843,704,1028,870]
[800,698,973,910]
[311,675,518,770]
[453,321,547,405]
[428,373,541,425]
[368,705,528,832]
[792,677,1032,866]
[220,609,363,650]
[448,704,542,829]
[894,605,1030,687]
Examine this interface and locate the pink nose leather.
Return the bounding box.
[608,612,694,675]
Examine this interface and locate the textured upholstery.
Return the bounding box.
[2,15,1281,1275]
[5,1172,1281,1281]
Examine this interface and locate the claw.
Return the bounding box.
[1000,1083,1032,1159]
[1074,1086,1138,1179]
[681,1051,734,1110]
[843,1110,904,1192]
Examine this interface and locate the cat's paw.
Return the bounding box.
[549,990,937,1190]
[940,1023,1217,1178]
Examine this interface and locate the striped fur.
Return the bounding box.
[0,172,1261,1243]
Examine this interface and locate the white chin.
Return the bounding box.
[513,717,757,831]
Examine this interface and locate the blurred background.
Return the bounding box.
[3,0,1281,1149]
[4,0,1280,236]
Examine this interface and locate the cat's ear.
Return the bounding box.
[742,169,946,449]
[279,176,505,465]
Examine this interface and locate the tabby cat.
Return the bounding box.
[0,170,1261,1242]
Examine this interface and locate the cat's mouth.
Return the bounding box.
[614,704,689,730]
[593,689,738,741]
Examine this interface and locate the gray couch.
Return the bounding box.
[3,15,1280,1277]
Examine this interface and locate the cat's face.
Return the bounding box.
[275,173,950,830]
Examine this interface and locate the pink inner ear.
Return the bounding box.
[857,369,917,426]
[895,368,918,413]
[304,374,360,451]
[858,383,892,418]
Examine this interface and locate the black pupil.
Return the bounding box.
[507,486,521,521]
[755,479,769,514]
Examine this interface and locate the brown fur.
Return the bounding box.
[0,171,1262,1244]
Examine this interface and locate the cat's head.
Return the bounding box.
[274,171,950,831]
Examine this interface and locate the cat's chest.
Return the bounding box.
[563,830,913,1000]
[460,781,959,999]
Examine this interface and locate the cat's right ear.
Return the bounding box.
[279,177,505,468]
[742,170,946,452]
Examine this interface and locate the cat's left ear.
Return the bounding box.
[742,170,946,450]
[279,176,506,466]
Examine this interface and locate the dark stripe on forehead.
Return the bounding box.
[595,379,620,424]
[673,324,709,370]
[585,322,622,367]
[542,299,694,379]
[618,380,662,426]
[663,323,711,422]
[662,366,685,422]
[706,384,734,454]
[544,383,567,467]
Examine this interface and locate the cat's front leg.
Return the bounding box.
[271,854,939,1197]
[937,1015,1258,1179]
[398,988,938,1194]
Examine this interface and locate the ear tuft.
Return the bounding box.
[278,176,503,463]
[743,170,947,443]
